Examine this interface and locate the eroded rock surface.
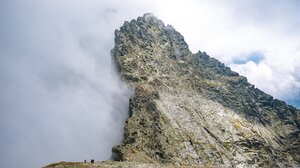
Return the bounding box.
[45,13,300,168]
[111,13,300,167]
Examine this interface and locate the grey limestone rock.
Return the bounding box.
[45,13,300,168]
[112,13,300,167]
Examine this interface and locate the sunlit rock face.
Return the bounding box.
[112,13,300,167]
[46,13,300,168]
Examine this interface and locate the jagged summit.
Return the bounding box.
[112,14,300,167]
[114,13,190,67]
[46,14,300,168]
[140,13,163,24]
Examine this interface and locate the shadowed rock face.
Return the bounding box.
[112,13,300,167]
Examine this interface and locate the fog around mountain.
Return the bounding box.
[0,0,299,168]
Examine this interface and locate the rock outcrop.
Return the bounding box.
[45,13,300,168]
[111,13,300,167]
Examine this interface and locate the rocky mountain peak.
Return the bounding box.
[114,13,190,67]
[46,13,300,168]
[112,13,300,167]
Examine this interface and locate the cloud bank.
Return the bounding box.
[0,0,140,167]
[0,0,299,167]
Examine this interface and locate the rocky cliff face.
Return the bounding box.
[111,13,300,167]
[45,13,300,168]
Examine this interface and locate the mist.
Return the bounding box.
[1,0,300,168]
[0,0,144,167]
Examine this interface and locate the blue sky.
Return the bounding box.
[287,99,300,108]
[0,0,300,168]
[233,52,264,65]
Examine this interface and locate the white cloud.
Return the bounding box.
[230,61,300,99]
[0,0,300,168]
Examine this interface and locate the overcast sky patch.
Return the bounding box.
[0,1,300,168]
